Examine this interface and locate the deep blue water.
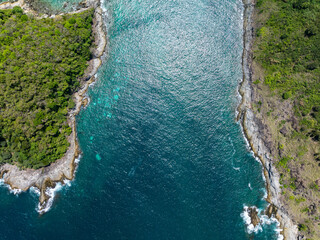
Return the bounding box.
[0,0,280,239]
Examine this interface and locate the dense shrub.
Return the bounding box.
[282,91,292,100]
[255,0,320,141]
[0,7,94,168]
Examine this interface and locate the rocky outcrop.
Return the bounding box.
[265,203,277,218]
[248,207,260,227]
[83,6,107,80]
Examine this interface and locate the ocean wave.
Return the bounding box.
[241,206,263,234]
[30,186,40,196]
[229,136,241,171]
[37,183,64,214]
[75,155,81,164]
[261,187,268,199]
[0,179,22,195]
[35,155,81,214]
[241,205,283,239]
[100,0,107,14]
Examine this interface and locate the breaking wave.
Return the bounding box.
[241,205,283,240]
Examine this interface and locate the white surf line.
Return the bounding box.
[35,0,110,213]
[228,136,241,171]
[0,179,22,195]
[28,154,81,214]
[36,0,109,214]
[241,205,283,239]
[237,116,283,238]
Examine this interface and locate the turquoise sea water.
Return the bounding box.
[0,0,79,12]
[0,0,281,239]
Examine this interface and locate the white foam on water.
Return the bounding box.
[239,125,251,152]
[241,206,263,234]
[0,179,22,195]
[261,187,268,199]
[10,188,22,195]
[251,152,263,165]
[75,154,81,164]
[229,136,241,171]
[63,179,72,187]
[236,8,283,238]
[37,182,63,214]
[236,98,283,239]
[235,79,243,118]
[71,154,82,181]
[36,154,82,214]
[83,97,90,107]
[89,80,96,88]
[0,179,4,185]
[241,205,284,239]
[100,0,107,13]
[30,186,40,196]
[260,214,284,240]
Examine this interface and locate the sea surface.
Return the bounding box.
[0,0,281,239]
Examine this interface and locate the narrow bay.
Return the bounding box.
[0,0,280,239]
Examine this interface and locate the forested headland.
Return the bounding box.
[0,7,94,169]
[253,0,320,237]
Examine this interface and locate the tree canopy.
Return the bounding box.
[255,0,320,141]
[0,7,94,169]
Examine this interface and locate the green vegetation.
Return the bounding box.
[277,155,292,169]
[295,196,306,204]
[254,2,320,237]
[0,7,94,168]
[301,207,310,213]
[309,182,319,190]
[299,223,308,232]
[255,0,320,141]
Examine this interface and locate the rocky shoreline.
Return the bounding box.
[238,0,298,239]
[0,0,107,213]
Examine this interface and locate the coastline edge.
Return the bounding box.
[0,0,107,213]
[238,0,298,239]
